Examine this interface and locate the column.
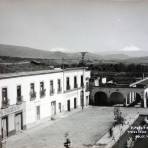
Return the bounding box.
[124,96,128,107]
[129,92,132,104]
[144,92,147,108]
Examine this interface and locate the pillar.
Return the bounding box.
[129,92,132,104]
[144,92,147,108]
[124,96,128,107]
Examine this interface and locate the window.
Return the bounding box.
[81,75,84,87]
[17,85,22,103]
[2,88,9,108]
[30,83,35,93]
[57,79,62,93]
[2,88,7,101]
[50,80,54,95]
[40,82,46,97]
[66,77,70,90]
[30,83,36,100]
[74,76,77,88]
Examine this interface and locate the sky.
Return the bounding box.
[0,0,148,56]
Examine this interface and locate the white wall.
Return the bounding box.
[0,68,90,127]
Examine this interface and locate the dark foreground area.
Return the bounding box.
[113,115,148,148]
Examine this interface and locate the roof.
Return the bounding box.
[0,67,88,80]
[130,77,148,87]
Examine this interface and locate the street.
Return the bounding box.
[6,106,148,148]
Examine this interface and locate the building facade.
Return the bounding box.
[0,67,90,139]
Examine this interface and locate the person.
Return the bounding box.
[64,132,71,148]
[64,138,71,148]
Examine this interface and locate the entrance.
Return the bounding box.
[58,103,62,112]
[36,106,40,120]
[67,100,70,111]
[110,92,124,105]
[1,116,8,138]
[94,92,108,106]
[74,98,77,109]
[15,113,23,132]
[51,101,56,115]
[80,91,84,108]
[86,96,89,106]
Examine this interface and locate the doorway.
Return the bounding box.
[74,98,77,109]
[67,100,70,111]
[36,106,40,120]
[51,101,56,115]
[15,112,23,132]
[58,103,62,112]
[1,116,8,138]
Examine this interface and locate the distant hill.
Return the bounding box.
[0,44,103,60]
[123,56,148,64]
[0,44,70,59]
[0,44,132,63]
[103,54,129,60]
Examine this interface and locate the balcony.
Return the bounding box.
[16,96,23,105]
[57,87,62,93]
[85,86,89,92]
[0,101,25,117]
[50,89,55,96]
[66,85,71,91]
[81,83,85,88]
[74,83,78,89]
[30,91,36,101]
[85,84,90,92]
[1,99,10,109]
[40,89,46,98]
[64,85,83,93]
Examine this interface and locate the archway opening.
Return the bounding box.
[94,91,108,106]
[110,92,124,106]
[127,92,142,107]
[136,93,142,102]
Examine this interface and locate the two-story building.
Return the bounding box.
[0,67,90,139]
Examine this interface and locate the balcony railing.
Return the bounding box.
[81,83,84,88]
[30,91,36,101]
[1,99,10,109]
[40,89,46,98]
[57,87,62,93]
[50,89,55,96]
[74,83,78,89]
[16,96,23,104]
[66,85,71,91]
[85,85,90,92]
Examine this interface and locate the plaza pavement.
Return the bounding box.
[6,106,148,148]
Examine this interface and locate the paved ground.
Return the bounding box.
[6,106,148,148]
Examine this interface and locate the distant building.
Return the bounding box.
[0,67,90,138]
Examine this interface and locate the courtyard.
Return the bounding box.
[6,106,148,148]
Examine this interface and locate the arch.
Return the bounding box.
[94,91,108,106]
[110,92,125,105]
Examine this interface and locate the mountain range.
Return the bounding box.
[0,44,147,64]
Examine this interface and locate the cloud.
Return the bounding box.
[120,45,141,52]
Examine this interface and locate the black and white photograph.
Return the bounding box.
[0,0,148,148]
